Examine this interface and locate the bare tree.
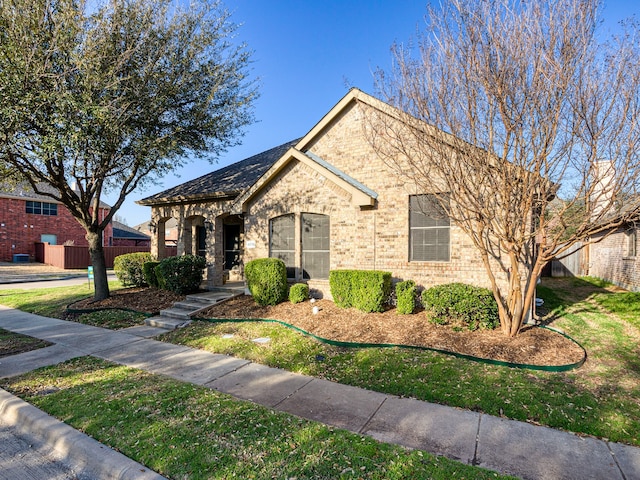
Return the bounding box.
[0,0,257,300]
[371,0,640,336]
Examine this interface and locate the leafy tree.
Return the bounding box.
[371,0,640,336]
[0,0,257,299]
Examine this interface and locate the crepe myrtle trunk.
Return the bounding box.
[86,230,109,301]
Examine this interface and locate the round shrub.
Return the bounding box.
[143,261,161,288]
[395,280,417,314]
[245,258,288,306]
[289,283,309,304]
[155,255,206,294]
[113,252,153,287]
[422,282,499,330]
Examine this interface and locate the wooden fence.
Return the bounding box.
[35,243,177,269]
[550,242,585,277]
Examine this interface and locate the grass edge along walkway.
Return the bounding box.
[2,357,514,480]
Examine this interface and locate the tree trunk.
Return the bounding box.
[86,230,110,301]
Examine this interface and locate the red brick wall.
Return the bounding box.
[0,197,112,262]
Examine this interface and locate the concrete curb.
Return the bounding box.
[0,388,166,480]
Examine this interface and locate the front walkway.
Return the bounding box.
[1,306,639,480]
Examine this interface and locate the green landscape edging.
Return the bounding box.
[199,317,587,372]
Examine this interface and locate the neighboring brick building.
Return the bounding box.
[138,88,520,297]
[0,183,112,262]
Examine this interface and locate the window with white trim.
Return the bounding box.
[409,194,450,262]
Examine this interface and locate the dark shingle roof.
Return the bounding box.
[112,221,151,240]
[138,139,300,205]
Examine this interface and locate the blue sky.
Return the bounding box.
[117,0,639,227]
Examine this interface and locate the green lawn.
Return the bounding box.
[2,357,514,480]
[0,281,123,318]
[1,276,639,480]
[0,281,146,328]
[0,328,51,357]
[160,277,640,446]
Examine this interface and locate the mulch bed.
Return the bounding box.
[67,287,584,367]
[68,287,185,314]
[196,295,585,367]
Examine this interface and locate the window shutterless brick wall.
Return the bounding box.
[0,197,111,262]
[243,101,511,297]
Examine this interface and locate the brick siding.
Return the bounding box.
[589,228,640,291]
[244,100,507,296]
[0,197,112,262]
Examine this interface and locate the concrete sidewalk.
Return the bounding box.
[1,306,639,480]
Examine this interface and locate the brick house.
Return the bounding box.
[585,225,640,291]
[138,88,516,298]
[0,183,112,262]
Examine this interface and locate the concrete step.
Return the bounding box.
[173,300,211,311]
[145,316,191,330]
[146,289,242,331]
[187,291,239,302]
[158,308,193,320]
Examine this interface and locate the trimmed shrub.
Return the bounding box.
[143,261,161,288]
[155,263,166,290]
[113,252,153,287]
[155,255,206,294]
[329,269,392,313]
[395,280,417,314]
[245,258,288,306]
[422,282,499,330]
[289,283,309,304]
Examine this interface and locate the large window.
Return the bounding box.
[302,213,330,279]
[409,194,450,262]
[269,212,331,280]
[26,201,57,216]
[270,214,296,277]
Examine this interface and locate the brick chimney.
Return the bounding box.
[590,160,615,220]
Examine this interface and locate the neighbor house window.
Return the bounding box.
[270,214,295,277]
[409,194,450,262]
[627,228,637,257]
[301,213,330,279]
[26,201,57,216]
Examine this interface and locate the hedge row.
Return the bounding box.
[114,253,206,295]
[329,269,392,313]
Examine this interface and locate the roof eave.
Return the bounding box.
[136,191,240,207]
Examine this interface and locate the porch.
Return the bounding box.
[150,213,244,289]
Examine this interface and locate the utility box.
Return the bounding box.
[12,254,29,263]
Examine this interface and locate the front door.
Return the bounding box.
[196,226,207,258]
[224,224,241,270]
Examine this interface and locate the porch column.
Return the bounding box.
[155,219,167,259]
[206,216,224,288]
[178,219,189,256]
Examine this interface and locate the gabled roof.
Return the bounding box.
[112,221,150,240]
[294,87,397,152]
[231,148,378,214]
[137,139,300,206]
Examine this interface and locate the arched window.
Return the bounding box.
[269,212,331,280]
[269,214,295,278]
